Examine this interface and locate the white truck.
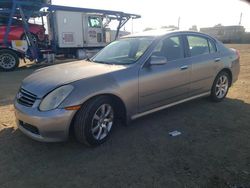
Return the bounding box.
[47,7,140,59]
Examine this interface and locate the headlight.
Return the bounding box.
[39,85,74,111]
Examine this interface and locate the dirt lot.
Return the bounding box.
[0,44,250,188]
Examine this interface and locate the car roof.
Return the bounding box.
[122,29,216,40]
[124,29,175,38]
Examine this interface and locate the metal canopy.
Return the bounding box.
[0,2,141,19]
[44,4,140,19]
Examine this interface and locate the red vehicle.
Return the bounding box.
[0,17,46,44]
[0,17,47,71]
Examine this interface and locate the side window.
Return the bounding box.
[208,40,217,53]
[152,36,184,61]
[88,17,102,28]
[187,36,209,56]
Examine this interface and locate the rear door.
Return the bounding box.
[184,34,218,96]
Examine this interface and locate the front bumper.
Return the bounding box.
[14,100,76,142]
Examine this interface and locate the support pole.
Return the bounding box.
[4,0,17,45]
[115,17,122,40]
[19,6,38,60]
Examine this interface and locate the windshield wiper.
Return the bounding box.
[92,60,113,65]
[85,58,92,62]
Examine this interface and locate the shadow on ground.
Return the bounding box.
[0,97,250,188]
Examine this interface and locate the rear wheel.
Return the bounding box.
[74,96,115,146]
[0,49,20,71]
[210,71,230,102]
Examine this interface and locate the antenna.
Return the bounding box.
[239,12,242,25]
[131,18,134,34]
[178,17,180,29]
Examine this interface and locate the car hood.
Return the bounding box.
[21,60,126,98]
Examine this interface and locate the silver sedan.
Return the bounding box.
[14,30,240,146]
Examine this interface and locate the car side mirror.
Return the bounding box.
[149,56,167,66]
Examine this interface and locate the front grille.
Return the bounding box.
[17,88,37,107]
[20,121,40,135]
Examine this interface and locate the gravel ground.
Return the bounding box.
[0,44,250,188]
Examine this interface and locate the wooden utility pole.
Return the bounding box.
[178,17,180,29]
[239,12,242,25]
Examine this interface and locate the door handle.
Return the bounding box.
[214,58,221,62]
[180,65,189,70]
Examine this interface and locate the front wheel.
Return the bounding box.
[74,96,115,146]
[0,49,20,71]
[210,71,230,102]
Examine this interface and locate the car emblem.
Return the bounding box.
[17,92,23,99]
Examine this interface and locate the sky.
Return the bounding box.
[52,0,250,32]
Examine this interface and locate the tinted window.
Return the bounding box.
[187,36,209,56]
[152,36,184,61]
[208,40,217,53]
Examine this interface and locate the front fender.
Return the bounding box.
[59,74,122,108]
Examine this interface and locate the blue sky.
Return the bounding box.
[52,0,250,32]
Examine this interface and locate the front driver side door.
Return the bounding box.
[138,35,191,113]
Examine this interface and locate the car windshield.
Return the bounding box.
[92,37,154,65]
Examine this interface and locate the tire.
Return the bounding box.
[0,49,20,71]
[210,71,230,102]
[74,96,116,146]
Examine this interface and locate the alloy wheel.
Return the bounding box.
[0,53,16,69]
[91,104,114,140]
[215,75,229,99]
